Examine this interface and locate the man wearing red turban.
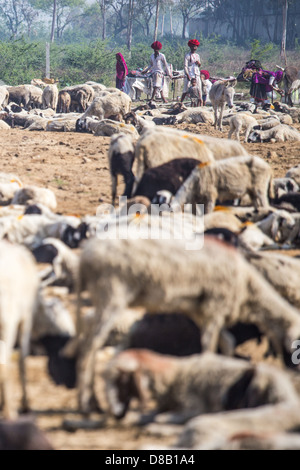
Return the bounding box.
[180,39,202,103]
[142,41,172,103]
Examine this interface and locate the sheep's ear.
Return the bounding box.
[60,337,79,358]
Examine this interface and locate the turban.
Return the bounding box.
[188,39,200,48]
[200,70,210,79]
[151,41,162,50]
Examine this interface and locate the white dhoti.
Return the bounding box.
[151,71,164,89]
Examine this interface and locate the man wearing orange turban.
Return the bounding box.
[142,41,172,103]
[181,39,202,103]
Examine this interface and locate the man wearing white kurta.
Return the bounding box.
[142,41,172,103]
[181,39,202,103]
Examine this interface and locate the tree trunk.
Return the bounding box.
[127,0,134,51]
[50,0,57,43]
[169,5,173,36]
[161,13,164,37]
[182,16,187,39]
[102,0,106,40]
[154,0,159,41]
[281,0,288,66]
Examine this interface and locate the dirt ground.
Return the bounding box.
[2,110,300,450]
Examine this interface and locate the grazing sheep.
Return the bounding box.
[76,236,300,412]
[103,349,299,421]
[0,241,39,418]
[228,113,259,142]
[209,79,236,131]
[248,124,300,143]
[78,92,131,123]
[172,156,273,213]
[133,158,200,201]
[61,84,94,113]
[11,186,57,211]
[108,133,135,206]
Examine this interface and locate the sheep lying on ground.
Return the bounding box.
[248,124,300,143]
[103,349,299,422]
[175,402,300,450]
[172,156,273,213]
[76,118,139,138]
[247,251,300,308]
[108,133,135,205]
[228,113,259,142]
[76,236,300,412]
[11,186,57,211]
[0,241,39,418]
[176,107,214,125]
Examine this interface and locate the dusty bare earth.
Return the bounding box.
[3,113,300,450]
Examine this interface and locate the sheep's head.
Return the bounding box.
[103,354,147,419]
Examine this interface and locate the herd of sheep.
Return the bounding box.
[1,77,300,449]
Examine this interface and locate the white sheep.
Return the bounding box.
[76,236,300,412]
[42,84,59,111]
[46,116,79,132]
[228,113,259,142]
[0,241,39,418]
[104,349,299,422]
[12,186,57,211]
[79,92,131,122]
[78,117,139,138]
[248,124,300,143]
[176,403,300,450]
[0,86,9,109]
[134,128,215,182]
[247,251,300,308]
[172,155,273,213]
[176,107,214,125]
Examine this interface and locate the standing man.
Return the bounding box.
[180,39,202,103]
[142,41,172,103]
